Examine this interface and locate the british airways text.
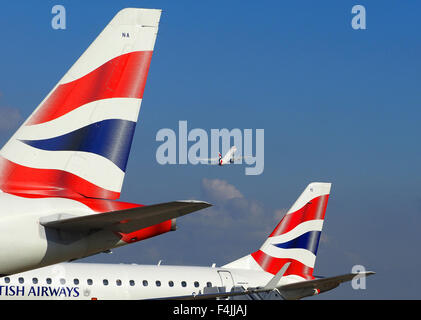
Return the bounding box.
[0,285,80,297]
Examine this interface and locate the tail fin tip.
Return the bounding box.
[0,8,162,199]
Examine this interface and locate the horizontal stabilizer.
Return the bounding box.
[279,271,375,292]
[41,200,211,233]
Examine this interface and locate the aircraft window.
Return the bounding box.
[46,278,52,284]
[60,278,66,285]
[168,281,174,287]
[32,278,38,284]
[18,277,24,284]
[181,281,187,287]
[129,280,135,286]
[206,282,212,287]
[73,279,79,285]
[116,279,122,286]
[156,280,161,287]
[87,279,93,285]
[103,279,109,286]
[194,281,200,288]
[143,280,148,287]
[4,277,10,284]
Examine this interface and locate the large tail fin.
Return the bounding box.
[223,182,331,281]
[0,8,161,199]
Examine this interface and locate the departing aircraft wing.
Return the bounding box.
[232,156,252,161]
[40,201,211,233]
[195,158,220,165]
[196,157,219,162]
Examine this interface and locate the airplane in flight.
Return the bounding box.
[0,183,374,300]
[198,146,243,166]
[0,8,211,276]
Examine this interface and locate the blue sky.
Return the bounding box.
[0,1,421,299]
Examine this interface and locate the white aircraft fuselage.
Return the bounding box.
[219,146,237,165]
[0,192,178,276]
[0,263,282,300]
[0,182,374,300]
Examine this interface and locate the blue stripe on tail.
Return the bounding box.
[20,119,136,172]
[273,231,321,255]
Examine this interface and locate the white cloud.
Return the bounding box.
[0,106,23,132]
[196,178,277,238]
[273,208,287,222]
[175,178,294,263]
[201,178,244,202]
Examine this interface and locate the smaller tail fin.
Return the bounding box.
[223,182,331,281]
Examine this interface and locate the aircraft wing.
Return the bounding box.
[232,156,252,161]
[40,201,211,233]
[196,158,219,164]
[196,161,220,165]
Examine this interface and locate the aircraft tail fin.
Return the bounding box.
[221,146,237,163]
[0,8,161,199]
[223,182,331,281]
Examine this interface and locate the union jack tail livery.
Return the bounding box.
[0,8,161,199]
[223,182,331,282]
[0,8,214,277]
[0,180,375,300]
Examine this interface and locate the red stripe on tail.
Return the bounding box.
[269,195,329,237]
[251,250,314,280]
[27,51,153,125]
[0,156,119,199]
